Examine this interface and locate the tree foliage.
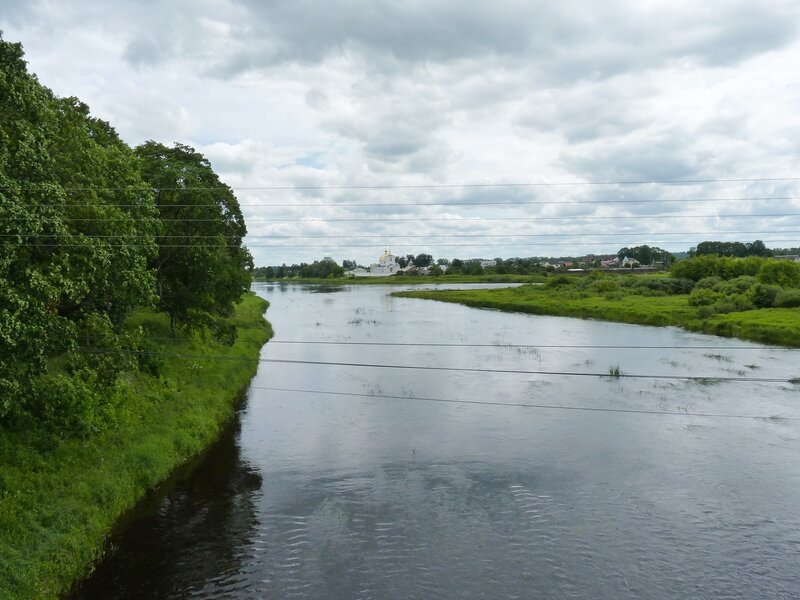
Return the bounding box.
[690,240,771,258]
[1,36,253,434]
[135,142,252,333]
[1,36,157,429]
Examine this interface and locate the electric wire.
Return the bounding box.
[7,195,798,208]
[4,175,800,191]
[81,335,790,350]
[4,229,800,239]
[79,349,800,383]
[7,212,800,222]
[14,240,800,248]
[249,385,800,421]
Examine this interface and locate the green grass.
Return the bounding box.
[394,285,800,347]
[254,273,546,285]
[0,293,272,600]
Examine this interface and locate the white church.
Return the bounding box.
[345,249,402,277]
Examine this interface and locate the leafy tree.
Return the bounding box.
[413,253,433,267]
[135,142,252,333]
[690,240,771,258]
[617,245,674,265]
[1,36,158,429]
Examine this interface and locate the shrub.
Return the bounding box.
[758,260,800,287]
[774,288,800,308]
[688,288,722,306]
[545,275,574,289]
[714,276,757,295]
[749,283,780,308]
[695,276,723,290]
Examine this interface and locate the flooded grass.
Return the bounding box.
[394,287,800,347]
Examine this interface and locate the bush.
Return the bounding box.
[545,275,574,289]
[758,260,800,287]
[589,278,619,293]
[27,373,103,438]
[688,288,722,306]
[774,288,800,308]
[750,283,780,308]
[714,276,757,295]
[695,276,723,290]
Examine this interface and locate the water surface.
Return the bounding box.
[75,283,800,599]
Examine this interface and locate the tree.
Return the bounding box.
[413,253,433,267]
[135,142,252,334]
[1,35,158,429]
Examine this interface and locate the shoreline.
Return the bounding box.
[393,287,800,348]
[0,293,273,600]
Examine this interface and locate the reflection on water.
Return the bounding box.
[76,283,800,599]
[72,417,261,599]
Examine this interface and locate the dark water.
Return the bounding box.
[75,283,800,599]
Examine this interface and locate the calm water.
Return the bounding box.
[75,283,800,599]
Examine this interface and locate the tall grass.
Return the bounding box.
[0,293,272,600]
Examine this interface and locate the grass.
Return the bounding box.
[0,293,273,600]
[394,285,800,347]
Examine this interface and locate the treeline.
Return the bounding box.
[0,37,251,435]
[253,257,344,279]
[689,240,771,257]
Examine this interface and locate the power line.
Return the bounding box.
[82,335,785,350]
[8,213,800,222]
[14,240,800,248]
[250,385,800,421]
[80,350,800,383]
[3,230,799,239]
[4,176,800,191]
[8,196,798,208]
[264,340,785,351]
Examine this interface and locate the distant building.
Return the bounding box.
[774,255,800,262]
[345,249,401,277]
[601,257,620,268]
[480,259,497,269]
[621,256,640,268]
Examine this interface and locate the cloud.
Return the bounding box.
[2,0,800,265]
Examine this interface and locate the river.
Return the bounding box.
[74,283,800,599]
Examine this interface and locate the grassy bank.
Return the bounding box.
[0,293,272,600]
[394,285,800,347]
[254,273,546,285]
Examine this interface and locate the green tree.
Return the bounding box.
[135,142,252,334]
[1,36,157,429]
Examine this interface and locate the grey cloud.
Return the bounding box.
[208,0,798,83]
[559,132,700,183]
[123,36,172,67]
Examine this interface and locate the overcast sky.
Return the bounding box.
[2,0,800,265]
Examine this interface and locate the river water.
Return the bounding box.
[75,283,800,599]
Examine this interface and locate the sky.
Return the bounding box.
[2,0,800,266]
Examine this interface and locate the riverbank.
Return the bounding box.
[394,285,800,347]
[254,273,546,285]
[0,293,272,600]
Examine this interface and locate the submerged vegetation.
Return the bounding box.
[395,256,800,347]
[0,36,265,598]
